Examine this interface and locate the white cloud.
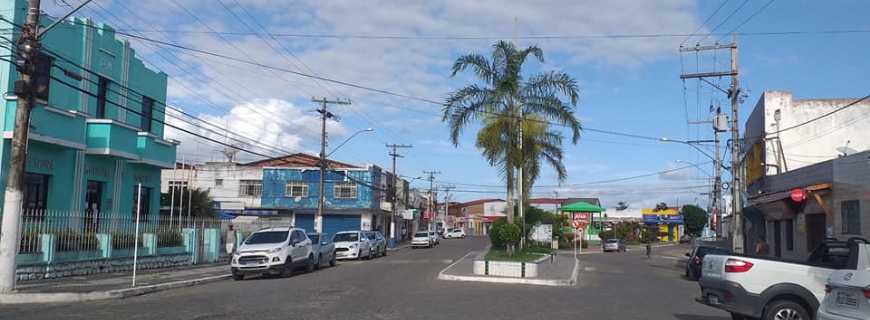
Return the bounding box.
[165,99,344,163]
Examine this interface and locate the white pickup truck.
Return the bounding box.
[697,238,870,320]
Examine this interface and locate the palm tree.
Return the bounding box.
[443,41,581,224]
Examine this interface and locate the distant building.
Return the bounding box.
[456,198,505,236]
[641,208,684,242]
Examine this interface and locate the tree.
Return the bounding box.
[616,201,629,211]
[161,188,216,218]
[654,202,669,212]
[443,41,582,225]
[681,204,708,237]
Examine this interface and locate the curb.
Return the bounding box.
[0,274,230,305]
[387,244,411,251]
[436,251,579,287]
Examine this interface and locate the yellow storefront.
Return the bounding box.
[641,208,684,242]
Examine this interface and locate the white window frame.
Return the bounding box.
[238,179,262,197]
[285,181,308,197]
[333,182,357,199]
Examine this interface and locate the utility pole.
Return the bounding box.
[680,35,743,253]
[442,184,455,230]
[423,170,440,231]
[313,97,350,234]
[712,106,725,237]
[0,0,41,293]
[386,143,412,244]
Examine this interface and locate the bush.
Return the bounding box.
[157,231,183,247]
[500,223,521,247]
[488,218,508,248]
[598,230,615,240]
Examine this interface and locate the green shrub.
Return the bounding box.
[157,231,183,247]
[499,223,521,247]
[488,218,508,248]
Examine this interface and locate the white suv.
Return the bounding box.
[333,231,372,260]
[230,227,314,280]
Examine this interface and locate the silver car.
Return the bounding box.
[602,239,626,252]
[818,268,870,320]
[365,231,387,257]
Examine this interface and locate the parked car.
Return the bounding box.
[230,227,314,280]
[429,230,440,246]
[308,233,336,269]
[366,231,387,257]
[445,229,466,239]
[412,231,433,248]
[685,245,730,281]
[333,231,372,260]
[602,239,626,252]
[817,247,870,320]
[697,238,870,320]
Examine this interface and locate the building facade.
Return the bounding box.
[0,1,175,224]
[641,208,684,242]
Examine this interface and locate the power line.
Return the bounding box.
[695,0,750,43]
[680,0,731,47]
[717,0,776,42]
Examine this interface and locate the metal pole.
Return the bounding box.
[178,154,185,229]
[169,161,176,229]
[729,34,744,254]
[187,165,193,226]
[132,183,142,287]
[0,0,41,293]
[317,100,327,234]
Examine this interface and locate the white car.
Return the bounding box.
[333,231,372,260]
[445,229,466,239]
[818,262,870,320]
[230,227,314,280]
[412,231,433,248]
[698,238,870,320]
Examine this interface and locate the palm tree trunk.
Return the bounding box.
[505,166,514,224]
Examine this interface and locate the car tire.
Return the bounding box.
[306,255,315,273]
[762,299,809,320]
[315,254,322,270]
[730,312,748,320]
[383,247,387,256]
[329,252,337,267]
[280,258,293,277]
[232,270,244,281]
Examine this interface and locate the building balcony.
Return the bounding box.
[133,132,177,168]
[85,119,140,160]
[3,102,87,150]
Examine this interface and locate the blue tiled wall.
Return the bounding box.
[261,167,382,210]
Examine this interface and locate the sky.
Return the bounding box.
[40,0,870,209]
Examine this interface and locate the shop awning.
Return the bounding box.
[560,201,604,213]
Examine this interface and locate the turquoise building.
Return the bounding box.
[0,0,176,222]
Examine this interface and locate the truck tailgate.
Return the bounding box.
[701,254,727,280]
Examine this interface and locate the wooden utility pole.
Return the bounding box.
[386,143,412,243]
[423,170,440,231]
[313,97,350,234]
[680,35,743,253]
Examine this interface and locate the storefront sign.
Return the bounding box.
[85,166,112,178]
[790,188,807,203]
[27,158,54,172]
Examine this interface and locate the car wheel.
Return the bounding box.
[280,258,293,277]
[315,254,322,270]
[306,255,315,273]
[762,299,809,320]
[730,312,748,320]
[383,247,387,256]
[329,252,337,267]
[232,270,244,281]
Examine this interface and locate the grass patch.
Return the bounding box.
[485,247,550,262]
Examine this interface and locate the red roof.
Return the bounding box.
[458,198,504,207]
[243,153,360,169]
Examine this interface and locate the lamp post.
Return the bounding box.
[327,128,374,157]
[317,128,373,234]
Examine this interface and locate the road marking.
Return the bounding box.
[583,266,597,272]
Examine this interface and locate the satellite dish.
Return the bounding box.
[836,140,857,157]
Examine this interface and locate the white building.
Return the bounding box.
[160,161,263,211]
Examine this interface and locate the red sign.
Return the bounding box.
[790,188,807,203]
[423,210,434,220]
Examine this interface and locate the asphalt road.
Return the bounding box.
[1,237,730,320]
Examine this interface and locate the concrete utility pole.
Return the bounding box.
[386,143,412,244]
[0,0,41,293]
[423,170,440,231]
[442,184,454,230]
[712,107,724,236]
[679,35,743,253]
[313,97,350,234]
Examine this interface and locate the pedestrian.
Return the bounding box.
[755,235,770,256]
[645,241,652,259]
[225,224,236,255]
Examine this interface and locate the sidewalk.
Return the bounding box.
[1,263,230,304]
[438,250,578,287]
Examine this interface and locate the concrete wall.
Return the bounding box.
[832,152,870,239]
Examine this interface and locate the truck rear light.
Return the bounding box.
[724,258,754,273]
[863,287,870,299]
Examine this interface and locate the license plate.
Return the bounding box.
[707,295,719,305]
[835,292,859,309]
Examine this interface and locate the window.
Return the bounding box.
[168,180,187,194]
[841,200,861,235]
[215,179,224,187]
[285,181,308,197]
[132,186,152,220]
[97,76,108,118]
[23,173,49,217]
[785,219,794,251]
[239,180,262,197]
[141,96,153,132]
[333,182,357,199]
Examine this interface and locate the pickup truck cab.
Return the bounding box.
[308,233,336,269]
[230,227,315,280]
[698,238,870,320]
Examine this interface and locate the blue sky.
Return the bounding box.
[42,0,870,208]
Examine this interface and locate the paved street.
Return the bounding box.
[1,237,729,320]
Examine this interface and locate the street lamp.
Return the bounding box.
[675,160,713,178]
[660,137,729,171]
[327,128,374,157]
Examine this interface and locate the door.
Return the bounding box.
[773,221,782,258]
[323,215,361,238]
[85,181,103,232]
[806,214,827,253]
[294,214,314,233]
[291,230,307,261]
